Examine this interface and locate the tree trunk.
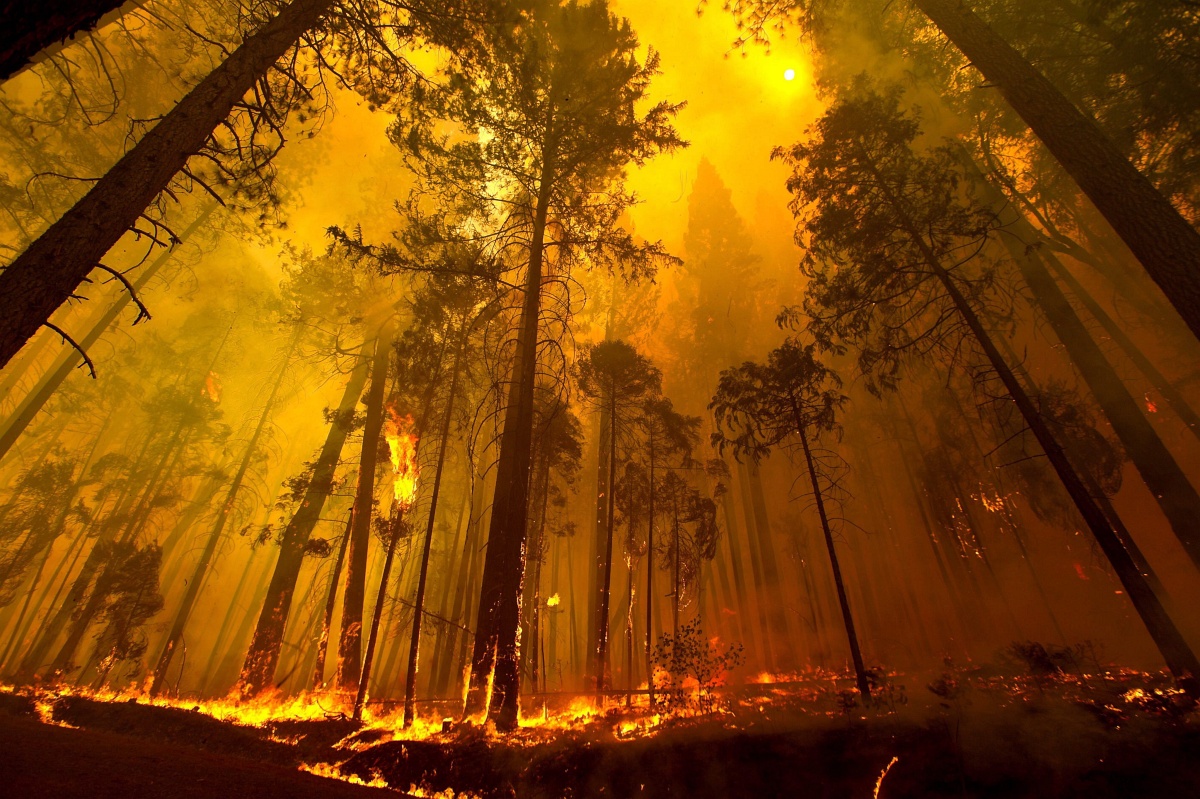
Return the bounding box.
[0,0,335,369]
[644,437,655,705]
[352,512,403,721]
[0,204,216,461]
[735,462,774,668]
[874,151,1200,687]
[586,405,610,689]
[238,351,369,696]
[402,330,466,727]
[433,466,485,697]
[338,319,394,692]
[426,483,469,695]
[594,391,618,697]
[975,165,1200,567]
[747,462,795,665]
[0,1,140,81]
[1041,253,1200,441]
[311,509,352,690]
[149,334,296,694]
[794,420,871,700]
[913,0,1200,342]
[464,140,555,729]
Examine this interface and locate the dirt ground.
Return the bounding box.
[0,712,392,798]
[2,676,1199,798]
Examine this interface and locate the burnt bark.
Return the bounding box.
[238,351,369,696]
[0,0,335,369]
[914,0,1200,342]
[338,320,394,692]
[464,142,555,729]
[0,1,134,81]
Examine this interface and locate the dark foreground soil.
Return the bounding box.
[0,691,389,799]
[1,679,1199,798]
[341,707,1200,799]
[0,713,395,798]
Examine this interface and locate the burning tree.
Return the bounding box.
[352,410,419,721]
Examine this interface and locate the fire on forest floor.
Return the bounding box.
[3,667,1199,798]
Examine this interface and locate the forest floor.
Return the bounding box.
[1,669,1198,798]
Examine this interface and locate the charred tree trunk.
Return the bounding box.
[238,352,369,696]
[793,419,871,700]
[644,437,656,705]
[0,0,335,368]
[586,405,610,690]
[913,0,1200,342]
[338,320,394,693]
[594,391,618,697]
[0,205,216,462]
[0,1,139,81]
[402,331,466,727]
[465,135,555,729]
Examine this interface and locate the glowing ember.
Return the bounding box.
[385,410,419,508]
[546,593,560,607]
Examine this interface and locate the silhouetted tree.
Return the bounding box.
[711,339,870,699]
[726,0,1200,342]
[396,0,683,728]
[576,338,660,695]
[776,79,1200,691]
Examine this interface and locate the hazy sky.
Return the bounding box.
[613,1,823,250]
[253,2,824,269]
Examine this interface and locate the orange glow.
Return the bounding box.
[202,371,222,403]
[385,410,419,508]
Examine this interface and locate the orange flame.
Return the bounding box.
[202,371,222,403]
[385,410,419,509]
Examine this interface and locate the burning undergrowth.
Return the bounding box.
[4,660,1200,798]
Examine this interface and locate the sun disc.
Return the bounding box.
[784,68,796,81]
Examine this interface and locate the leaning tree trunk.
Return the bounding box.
[238,352,369,696]
[935,261,1200,689]
[149,334,296,695]
[464,142,556,730]
[311,509,353,690]
[338,319,394,693]
[970,163,1200,567]
[0,205,216,462]
[874,156,1200,687]
[402,329,466,727]
[0,0,335,369]
[793,419,871,701]
[913,0,1200,342]
[1041,254,1200,441]
[0,1,142,81]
